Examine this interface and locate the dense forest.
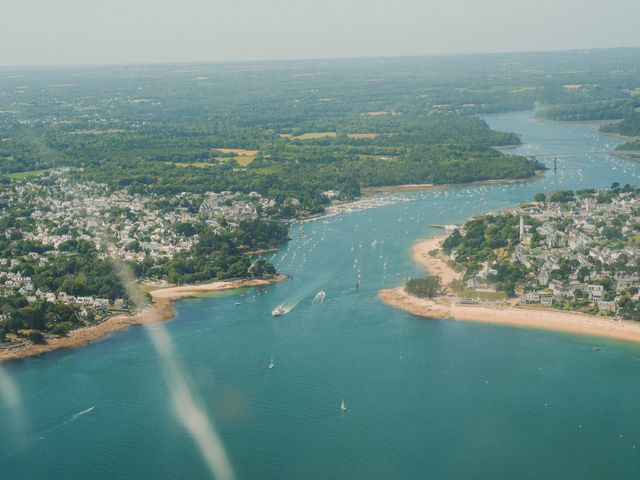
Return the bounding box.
[602,111,640,152]
[4,48,640,212]
[61,115,538,211]
[537,100,638,122]
[131,220,288,284]
[0,100,539,214]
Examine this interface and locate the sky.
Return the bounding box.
[1,0,639,66]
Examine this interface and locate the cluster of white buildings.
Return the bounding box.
[0,284,124,325]
[199,191,276,226]
[463,191,640,314]
[2,175,279,264]
[11,177,199,263]
[1,271,35,297]
[0,173,280,317]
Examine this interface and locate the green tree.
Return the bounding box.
[405,276,442,298]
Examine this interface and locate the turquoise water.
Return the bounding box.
[2,111,640,479]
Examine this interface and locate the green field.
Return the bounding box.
[457,290,507,301]
[252,166,278,175]
[172,156,255,167]
[68,129,125,135]
[170,162,214,168]
[5,169,50,180]
[281,132,337,140]
[210,148,257,166]
[216,155,255,166]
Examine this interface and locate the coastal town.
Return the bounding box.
[440,187,640,320]
[5,7,640,477]
[0,170,290,346]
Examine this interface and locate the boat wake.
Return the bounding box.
[29,405,97,443]
[71,406,95,420]
[312,290,326,304]
[272,303,297,316]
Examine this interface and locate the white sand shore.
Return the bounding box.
[411,235,461,288]
[380,236,640,343]
[149,275,287,301]
[380,287,640,343]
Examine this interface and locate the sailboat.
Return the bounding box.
[340,399,347,412]
[268,358,274,369]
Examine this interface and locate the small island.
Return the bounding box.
[381,184,640,342]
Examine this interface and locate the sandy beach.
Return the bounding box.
[411,235,461,288]
[0,275,287,362]
[380,236,640,343]
[380,287,640,343]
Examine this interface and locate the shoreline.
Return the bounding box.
[537,115,639,146]
[379,287,640,344]
[612,152,640,162]
[0,275,287,362]
[535,117,622,127]
[361,172,545,196]
[380,236,640,344]
[411,235,461,289]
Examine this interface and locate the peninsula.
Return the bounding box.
[0,275,287,362]
[381,187,640,343]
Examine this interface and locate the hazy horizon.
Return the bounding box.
[2,46,640,70]
[1,0,640,67]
